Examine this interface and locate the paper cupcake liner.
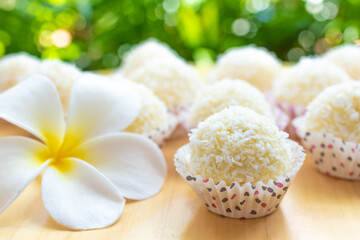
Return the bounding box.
[178,107,194,133]
[264,91,303,119]
[168,104,190,116]
[276,100,306,119]
[174,140,305,218]
[166,104,192,139]
[169,108,190,140]
[271,105,290,130]
[293,116,360,180]
[143,113,178,147]
[272,100,305,139]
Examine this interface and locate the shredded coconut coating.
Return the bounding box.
[118,39,178,77]
[0,53,40,92]
[20,59,82,111]
[189,106,292,186]
[119,81,169,134]
[274,58,351,107]
[305,82,360,142]
[208,46,282,91]
[323,44,360,80]
[187,79,273,127]
[128,57,203,110]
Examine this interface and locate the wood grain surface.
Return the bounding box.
[0,121,360,240]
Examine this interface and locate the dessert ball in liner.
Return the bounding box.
[115,38,179,78]
[127,56,203,115]
[182,79,289,132]
[207,46,282,92]
[274,57,351,119]
[139,113,178,147]
[294,82,360,180]
[323,44,360,80]
[113,75,180,146]
[122,81,179,146]
[175,107,305,218]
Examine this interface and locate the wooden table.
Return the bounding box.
[1,121,360,240]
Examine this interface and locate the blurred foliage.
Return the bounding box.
[0,0,359,69]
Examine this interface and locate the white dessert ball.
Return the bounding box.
[305,82,360,142]
[127,57,203,113]
[187,78,273,127]
[117,39,178,77]
[117,80,169,134]
[323,44,360,80]
[208,46,282,91]
[274,58,351,107]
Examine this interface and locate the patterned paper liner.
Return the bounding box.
[168,104,190,116]
[293,116,360,180]
[174,140,305,218]
[264,91,306,120]
[143,113,179,147]
[273,100,306,139]
[271,105,290,131]
[167,104,192,139]
[178,107,193,133]
[263,92,290,131]
[276,100,306,120]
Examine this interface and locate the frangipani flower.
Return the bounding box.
[0,73,167,230]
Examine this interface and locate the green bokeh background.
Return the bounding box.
[0,0,359,70]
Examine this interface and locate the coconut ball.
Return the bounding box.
[323,44,360,80]
[22,59,82,111]
[128,57,203,113]
[274,58,351,107]
[119,81,169,134]
[208,46,282,91]
[187,79,273,127]
[305,82,360,142]
[117,39,178,77]
[189,106,292,185]
[0,53,40,92]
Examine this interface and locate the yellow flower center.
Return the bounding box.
[37,124,88,173]
[49,156,73,172]
[43,137,81,173]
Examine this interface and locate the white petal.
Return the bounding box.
[63,73,141,149]
[0,75,65,148]
[0,136,50,213]
[75,133,166,200]
[41,158,125,230]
